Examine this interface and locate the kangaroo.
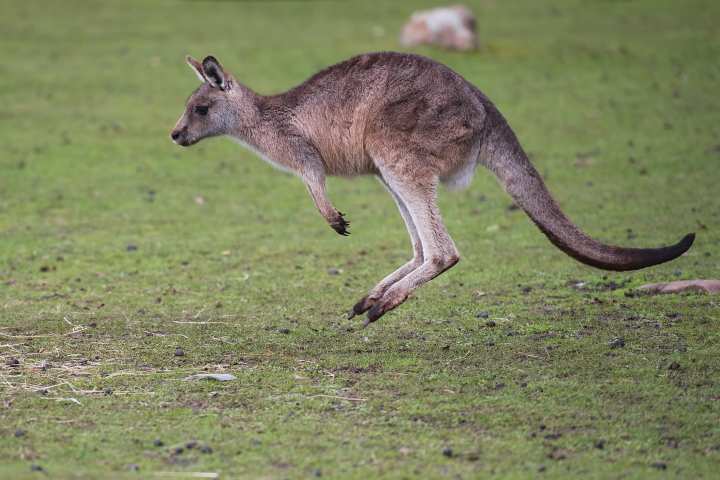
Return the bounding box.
[171,53,694,326]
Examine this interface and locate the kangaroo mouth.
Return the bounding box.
[174,136,198,147]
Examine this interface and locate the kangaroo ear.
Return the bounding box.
[186,55,207,83]
[202,55,231,91]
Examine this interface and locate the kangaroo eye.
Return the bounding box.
[194,105,209,116]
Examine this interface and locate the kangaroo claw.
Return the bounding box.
[330,212,350,236]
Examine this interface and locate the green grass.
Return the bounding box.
[1,0,719,478]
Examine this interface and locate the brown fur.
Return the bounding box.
[171,52,694,325]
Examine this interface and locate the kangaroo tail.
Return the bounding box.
[481,116,694,271]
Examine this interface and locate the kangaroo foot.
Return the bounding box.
[363,288,409,327]
[347,294,377,319]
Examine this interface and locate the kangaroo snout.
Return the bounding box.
[170,128,190,146]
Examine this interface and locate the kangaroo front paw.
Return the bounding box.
[330,211,350,236]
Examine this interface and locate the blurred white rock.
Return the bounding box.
[400,5,478,51]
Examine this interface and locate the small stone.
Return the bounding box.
[185,440,198,449]
[30,464,43,472]
[174,347,185,357]
[651,462,667,470]
[327,268,341,275]
[442,447,453,457]
[547,448,567,460]
[278,328,291,334]
[476,311,489,319]
[128,464,140,471]
[668,361,681,370]
[173,447,184,455]
[609,337,625,349]
[126,244,138,252]
[200,445,213,454]
[5,357,20,367]
[594,439,605,449]
[14,429,26,438]
[313,468,322,477]
[153,439,164,447]
[485,320,496,327]
[538,465,546,472]
[104,388,113,396]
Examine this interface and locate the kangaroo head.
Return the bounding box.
[171,55,258,147]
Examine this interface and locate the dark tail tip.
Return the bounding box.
[640,232,695,270]
[677,232,695,254]
[572,231,695,272]
[649,232,695,270]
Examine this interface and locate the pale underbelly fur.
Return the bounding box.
[439,141,482,191]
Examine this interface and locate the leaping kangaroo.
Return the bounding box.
[171,52,694,326]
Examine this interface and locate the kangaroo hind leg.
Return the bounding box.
[362,172,460,326]
[349,175,424,318]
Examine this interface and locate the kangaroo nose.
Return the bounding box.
[170,130,181,141]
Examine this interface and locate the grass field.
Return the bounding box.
[1,0,719,478]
